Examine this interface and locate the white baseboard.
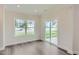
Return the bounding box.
[5,39,40,47]
[73,51,79,54]
[43,40,73,54]
[58,45,73,54]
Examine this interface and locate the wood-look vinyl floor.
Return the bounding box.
[0,41,69,55]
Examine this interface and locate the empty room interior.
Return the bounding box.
[0,4,79,55]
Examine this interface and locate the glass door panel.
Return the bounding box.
[51,20,58,45]
[45,27,51,42]
[45,20,58,45]
[45,21,51,42]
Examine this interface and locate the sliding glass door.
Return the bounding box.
[45,21,51,42]
[45,20,58,45]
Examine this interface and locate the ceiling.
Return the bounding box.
[5,4,73,15]
[5,4,53,15]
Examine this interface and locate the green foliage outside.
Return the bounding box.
[45,30,57,39]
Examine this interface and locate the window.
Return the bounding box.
[15,19,35,37]
[15,19,26,36]
[27,20,35,36]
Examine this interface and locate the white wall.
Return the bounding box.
[73,5,79,54]
[0,5,5,50]
[4,10,41,46]
[58,6,74,54]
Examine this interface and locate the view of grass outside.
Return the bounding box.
[45,28,57,39]
[27,28,35,36]
[15,28,25,36]
[45,28,50,39]
[51,28,57,37]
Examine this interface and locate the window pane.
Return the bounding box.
[51,20,58,37]
[51,27,57,37]
[45,21,51,27]
[27,20,35,27]
[15,19,26,36]
[45,27,50,39]
[51,20,57,28]
[26,20,35,36]
[27,27,34,35]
